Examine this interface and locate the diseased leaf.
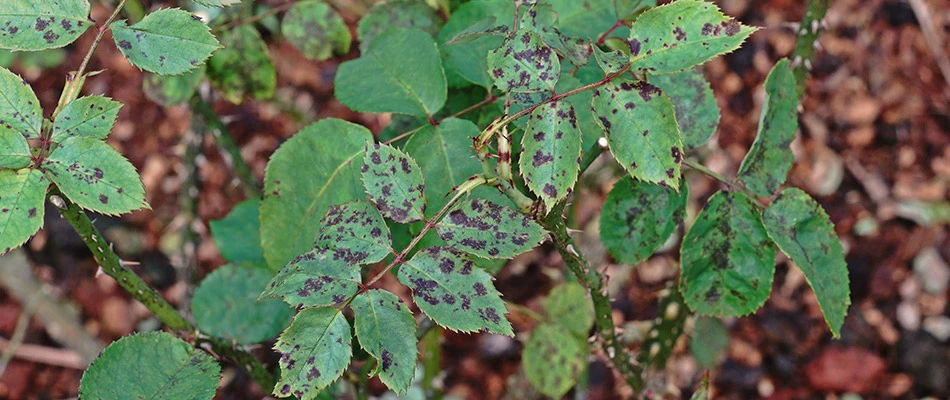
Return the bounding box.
[209,199,267,265]
[361,142,427,223]
[0,169,49,255]
[206,24,276,103]
[192,265,293,344]
[690,316,729,368]
[520,100,581,211]
[436,199,544,259]
[357,0,442,52]
[261,119,372,271]
[351,289,418,393]
[0,66,42,139]
[763,188,850,337]
[273,308,352,399]
[523,323,586,398]
[737,59,798,197]
[593,45,628,75]
[0,0,91,51]
[398,246,512,335]
[142,68,204,107]
[680,190,775,317]
[591,79,683,189]
[261,248,361,309]
[438,0,513,89]
[78,332,220,400]
[487,29,559,93]
[543,282,594,337]
[336,28,446,117]
[627,0,756,74]
[600,176,687,264]
[518,3,591,68]
[282,1,350,61]
[0,130,30,169]
[314,200,392,265]
[43,137,148,215]
[649,66,719,150]
[50,95,122,142]
[112,8,219,75]
[638,286,688,369]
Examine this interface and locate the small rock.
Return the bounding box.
[805,346,886,393]
[896,301,921,330]
[913,248,950,295]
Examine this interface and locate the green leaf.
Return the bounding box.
[599,176,687,264]
[209,199,267,265]
[762,188,850,337]
[520,100,581,211]
[518,3,591,68]
[591,79,683,189]
[737,59,798,197]
[361,142,427,223]
[0,1,91,51]
[690,373,710,400]
[193,0,242,7]
[142,68,204,107]
[398,246,512,335]
[50,95,122,142]
[192,264,293,344]
[0,169,49,254]
[543,282,594,337]
[112,8,219,75]
[357,0,443,52]
[638,286,688,369]
[274,308,352,399]
[680,190,775,317]
[592,45,629,75]
[261,119,372,271]
[281,1,350,61]
[206,24,275,103]
[627,0,756,74]
[546,0,618,40]
[261,248,361,309]
[487,29,559,93]
[523,323,586,398]
[437,0,513,89]
[550,73,602,157]
[649,66,720,150]
[43,137,148,215]
[615,0,657,19]
[0,130,30,169]
[689,316,729,368]
[0,66,42,139]
[78,332,220,400]
[314,200,392,265]
[436,199,544,259]
[351,289,418,393]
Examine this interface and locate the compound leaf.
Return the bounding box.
[638,286,688,369]
[351,289,418,393]
[0,130,30,169]
[282,1,350,61]
[737,59,798,197]
[520,100,581,212]
[0,169,49,255]
[361,142,427,223]
[438,0,513,89]
[0,0,91,51]
[436,198,544,259]
[209,199,266,265]
[763,188,850,337]
[261,119,371,271]
[78,332,220,400]
[142,68,204,107]
[314,200,392,265]
[206,24,276,103]
[600,176,687,264]
[543,282,594,337]
[627,0,756,74]
[357,0,442,52]
[523,323,586,398]
[649,66,720,150]
[398,246,513,335]
[487,29,559,93]
[680,190,775,317]
[192,264,293,344]
[0,66,42,139]
[50,95,122,142]
[592,79,683,189]
[261,248,361,309]
[336,28,446,117]
[273,308,352,399]
[112,8,220,75]
[43,137,148,215]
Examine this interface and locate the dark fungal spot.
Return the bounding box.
[118,40,132,50]
[701,23,714,36]
[27,208,36,218]
[479,307,501,324]
[306,367,321,380]
[34,17,50,31]
[370,151,382,164]
[442,293,456,305]
[628,38,641,56]
[399,157,412,174]
[671,146,682,163]
[99,194,109,204]
[723,19,741,36]
[666,168,675,179]
[532,150,554,167]
[43,29,59,44]
[542,183,558,198]
[673,26,687,41]
[473,282,488,296]
[280,385,291,395]
[93,168,103,179]
[381,350,393,371]
[60,19,72,31]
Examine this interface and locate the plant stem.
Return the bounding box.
[681,158,767,208]
[190,95,262,199]
[791,0,830,97]
[383,93,498,146]
[213,1,295,33]
[200,336,276,393]
[594,20,625,46]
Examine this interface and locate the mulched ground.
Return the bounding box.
[1,0,948,398]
